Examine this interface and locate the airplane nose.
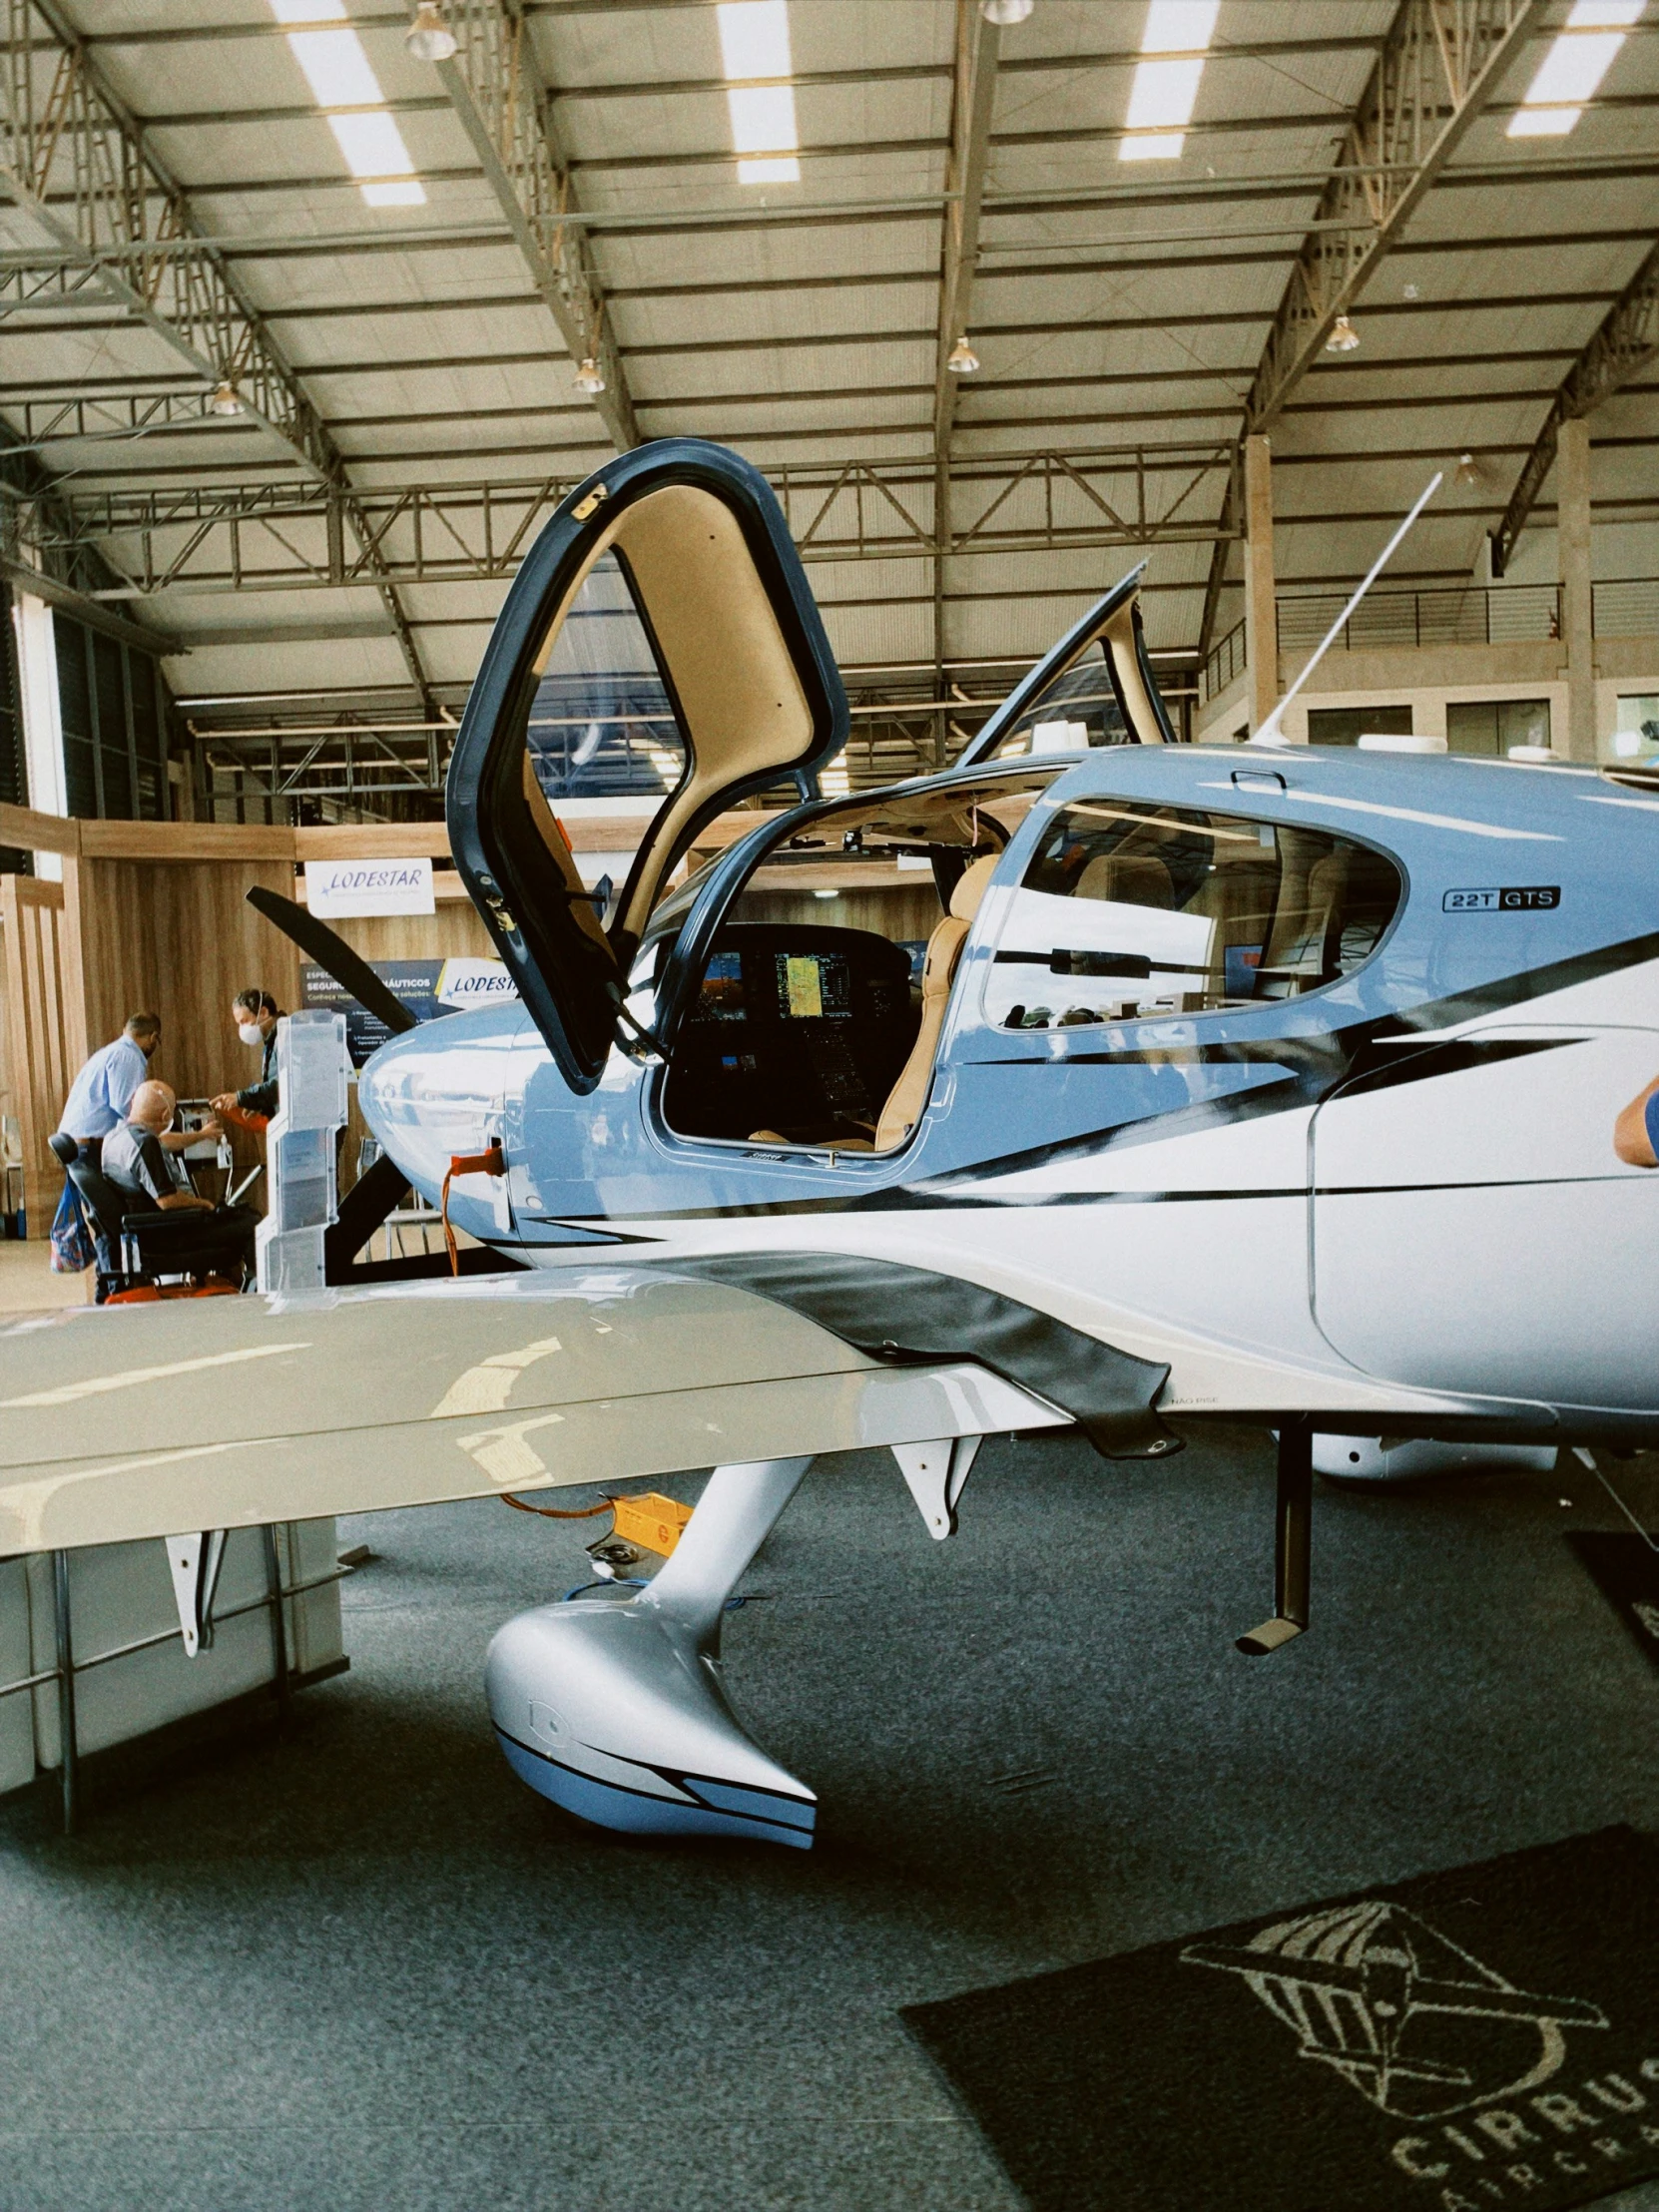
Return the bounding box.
[357,1011,515,1202]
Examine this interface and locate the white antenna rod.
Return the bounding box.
[1250,470,1443,748]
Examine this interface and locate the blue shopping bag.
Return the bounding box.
[50,1177,95,1274]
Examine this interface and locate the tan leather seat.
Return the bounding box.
[1263,839,1348,990]
[871,853,998,1151]
[1075,851,1173,907]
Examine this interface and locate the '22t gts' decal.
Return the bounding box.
[1443,886,1562,913]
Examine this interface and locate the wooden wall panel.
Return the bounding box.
[1,878,70,1232]
[322,903,496,968]
[61,856,160,1076]
[738,886,942,942]
[146,858,302,1107]
[146,859,302,1204]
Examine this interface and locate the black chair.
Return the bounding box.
[49,1131,256,1298]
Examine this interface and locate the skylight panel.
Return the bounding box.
[717,1,800,185]
[268,0,425,206]
[1120,0,1220,162]
[1507,0,1644,138]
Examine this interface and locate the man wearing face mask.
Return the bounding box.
[211,988,282,1124]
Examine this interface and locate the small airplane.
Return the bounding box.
[4,437,1658,1850]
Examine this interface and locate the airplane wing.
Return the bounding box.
[0,1271,1069,1552]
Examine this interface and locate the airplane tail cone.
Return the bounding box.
[486,1596,817,1847]
[485,1455,818,1847]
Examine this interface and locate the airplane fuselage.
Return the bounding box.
[360,744,1659,1446]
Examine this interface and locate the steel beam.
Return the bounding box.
[932,0,1000,728]
[1489,236,1659,576]
[423,0,637,451]
[18,445,1244,595]
[934,0,999,458]
[1199,0,1545,656]
[1244,0,1548,433]
[1,0,435,703]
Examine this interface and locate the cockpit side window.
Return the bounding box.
[984,802,1402,1031]
[653,767,1062,1150]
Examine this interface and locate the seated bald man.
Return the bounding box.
[104,1080,259,1281]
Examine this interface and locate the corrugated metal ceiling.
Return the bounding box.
[1,0,1655,728]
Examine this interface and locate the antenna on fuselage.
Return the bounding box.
[1249,471,1443,749]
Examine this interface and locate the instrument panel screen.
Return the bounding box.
[775,950,852,1021]
[699,949,747,1022]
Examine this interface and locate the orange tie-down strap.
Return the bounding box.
[215,1103,270,1134]
[440,1141,506,1275]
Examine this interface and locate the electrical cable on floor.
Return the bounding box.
[500,1492,617,1520]
[1573,1446,1659,1555]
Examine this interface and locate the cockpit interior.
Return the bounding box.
[645,770,1403,1155]
[648,774,1048,1152]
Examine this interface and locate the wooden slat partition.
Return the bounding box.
[0,877,70,1233]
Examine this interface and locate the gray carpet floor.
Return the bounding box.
[2,1423,1658,2212]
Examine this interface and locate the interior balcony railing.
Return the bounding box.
[1204,579,1659,705]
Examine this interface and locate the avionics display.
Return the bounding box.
[775,951,852,1021]
[700,950,746,1022]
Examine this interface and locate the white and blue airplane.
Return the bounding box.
[4,438,1658,1849]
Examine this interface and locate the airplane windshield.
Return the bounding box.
[982,640,1133,757]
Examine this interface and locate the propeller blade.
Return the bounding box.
[246,885,420,1035]
[324,1152,410,1281]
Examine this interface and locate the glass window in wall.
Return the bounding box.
[525,551,689,803]
[0,584,31,872]
[1307,705,1412,747]
[1612,695,1659,762]
[52,615,171,822]
[1446,698,1551,757]
[985,801,1402,1030]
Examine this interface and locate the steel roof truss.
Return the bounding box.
[1490,235,1659,575]
[427,0,637,451]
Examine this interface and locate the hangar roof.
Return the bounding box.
[1,0,1656,801]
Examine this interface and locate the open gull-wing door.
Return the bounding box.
[448,439,847,1092]
[956,561,1175,767]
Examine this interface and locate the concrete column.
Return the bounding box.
[1243,434,1279,736]
[10,592,66,880]
[1557,416,1596,763]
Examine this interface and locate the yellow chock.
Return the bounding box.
[610,1491,694,1558]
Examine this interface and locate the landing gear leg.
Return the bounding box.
[1237,1417,1313,1656]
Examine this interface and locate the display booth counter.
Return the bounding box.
[0,1519,345,1820]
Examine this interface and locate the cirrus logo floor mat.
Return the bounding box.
[902,1827,1659,2212]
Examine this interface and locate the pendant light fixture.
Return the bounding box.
[981,0,1034,21]
[405,3,458,63]
[1324,312,1361,353]
[574,357,607,395]
[210,378,245,416]
[946,334,980,374]
[1454,451,1481,488]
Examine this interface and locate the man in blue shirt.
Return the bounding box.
[56,1014,163,1163]
[1615,1077,1659,1167]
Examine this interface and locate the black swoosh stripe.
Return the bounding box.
[513,932,1659,1230]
